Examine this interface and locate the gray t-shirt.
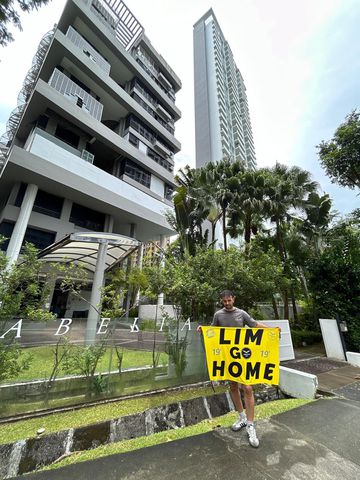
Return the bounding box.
[211,307,258,328]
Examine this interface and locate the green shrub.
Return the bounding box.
[139,319,158,331]
[291,330,322,347]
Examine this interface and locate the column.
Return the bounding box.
[157,234,167,306]
[124,223,136,317]
[135,243,144,305]
[6,183,38,265]
[85,239,108,345]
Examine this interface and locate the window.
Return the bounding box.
[0,221,14,251]
[15,184,64,218]
[15,183,27,207]
[123,160,151,189]
[70,203,105,231]
[128,132,139,147]
[24,227,56,250]
[55,125,80,149]
[36,114,49,131]
[164,184,174,201]
[33,190,63,218]
[0,221,55,251]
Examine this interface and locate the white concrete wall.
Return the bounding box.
[279,366,318,399]
[150,175,164,197]
[346,352,360,367]
[319,318,345,360]
[261,320,295,361]
[139,304,177,322]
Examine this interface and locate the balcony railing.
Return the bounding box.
[66,26,111,74]
[90,0,143,51]
[48,69,103,121]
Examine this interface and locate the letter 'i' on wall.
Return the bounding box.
[201,326,280,385]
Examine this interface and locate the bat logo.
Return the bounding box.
[241,348,252,359]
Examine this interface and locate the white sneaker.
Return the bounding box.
[246,423,259,448]
[231,415,247,432]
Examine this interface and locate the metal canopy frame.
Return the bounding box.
[38,232,140,274]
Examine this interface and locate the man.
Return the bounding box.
[200,289,280,448]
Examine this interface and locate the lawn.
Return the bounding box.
[0,384,228,445]
[2,345,168,383]
[39,398,312,472]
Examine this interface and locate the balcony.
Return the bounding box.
[66,26,111,75]
[48,68,103,121]
[90,0,143,51]
[151,138,172,158]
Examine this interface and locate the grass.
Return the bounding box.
[39,398,312,472]
[0,384,227,445]
[2,346,168,383]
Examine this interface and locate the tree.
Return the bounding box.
[262,164,318,319]
[318,110,360,190]
[0,0,52,47]
[145,246,284,323]
[308,221,360,351]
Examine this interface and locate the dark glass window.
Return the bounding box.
[33,191,64,218]
[123,160,151,189]
[36,114,49,131]
[24,227,56,250]
[147,148,174,172]
[164,184,174,201]
[0,221,55,251]
[0,221,14,251]
[15,183,27,207]
[55,124,80,149]
[15,184,64,218]
[128,133,139,147]
[70,203,105,231]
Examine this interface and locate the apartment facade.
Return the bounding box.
[0,0,181,259]
[193,9,256,169]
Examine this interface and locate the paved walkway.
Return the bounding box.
[17,397,360,480]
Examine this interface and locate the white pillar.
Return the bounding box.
[157,234,167,306]
[85,240,108,345]
[125,223,136,317]
[135,243,144,304]
[6,183,38,264]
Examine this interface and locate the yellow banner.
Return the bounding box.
[202,327,279,385]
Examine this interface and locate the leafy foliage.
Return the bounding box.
[308,221,360,351]
[318,110,360,190]
[0,0,52,47]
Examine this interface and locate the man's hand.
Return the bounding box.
[196,325,202,333]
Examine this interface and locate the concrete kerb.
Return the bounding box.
[279,366,318,399]
[0,385,283,478]
[346,352,360,367]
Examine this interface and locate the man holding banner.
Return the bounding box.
[200,290,280,448]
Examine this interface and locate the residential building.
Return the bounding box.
[0,0,181,318]
[193,9,256,169]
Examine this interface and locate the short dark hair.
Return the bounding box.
[220,289,234,298]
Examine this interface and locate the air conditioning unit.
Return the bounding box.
[81,149,95,164]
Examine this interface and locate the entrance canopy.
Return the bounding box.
[38,232,140,274]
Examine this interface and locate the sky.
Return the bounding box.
[1,0,360,215]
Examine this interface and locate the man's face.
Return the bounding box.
[221,295,235,310]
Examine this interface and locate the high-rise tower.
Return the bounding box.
[193,9,256,169]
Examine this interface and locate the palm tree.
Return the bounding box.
[262,163,318,319]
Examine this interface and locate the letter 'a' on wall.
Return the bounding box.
[202,327,280,385]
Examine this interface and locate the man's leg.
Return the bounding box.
[229,381,247,431]
[242,385,259,448]
[242,385,255,421]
